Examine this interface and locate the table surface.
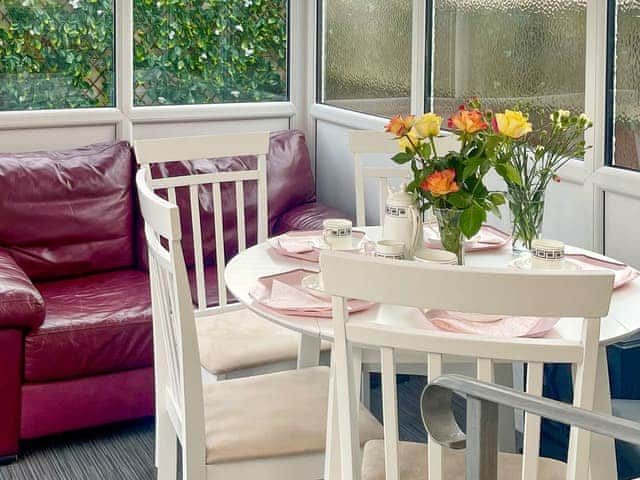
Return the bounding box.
[225,226,640,346]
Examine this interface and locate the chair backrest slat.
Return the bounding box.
[323,250,614,480]
[427,353,444,479]
[522,361,544,480]
[189,185,207,311]
[349,130,461,226]
[135,132,270,315]
[212,182,227,308]
[380,347,400,480]
[235,181,247,252]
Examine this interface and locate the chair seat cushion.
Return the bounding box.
[25,269,152,382]
[197,309,330,375]
[204,366,383,464]
[361,440,567,480]
[273,201,351,234]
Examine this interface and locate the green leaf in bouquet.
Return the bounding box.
[392,152,414,164]
[462,157,483,180]
[460,205,486,238]
[447,191,471,209]
[488,192,506,206]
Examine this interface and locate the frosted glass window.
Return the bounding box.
[432,0,586,129]
[612,0,640,170]
[321,0,412,117]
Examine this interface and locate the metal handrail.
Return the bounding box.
[421,374,640,480]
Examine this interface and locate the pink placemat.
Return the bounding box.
[425,223,510,252]
[424,309,559,338]
[249,269,375,318]
[564,253,639,289]
[268,230,367,263]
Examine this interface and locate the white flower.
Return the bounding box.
[200,52,207,59]
[243,47,254,56]
[69,0,80,9]
[168,30,175,40]
[214,29,221,35]
[244,0,252,6]
[158,96,167,104]
[235,24,244,32]
[230,90,240,98]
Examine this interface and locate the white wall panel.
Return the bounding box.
[0,124,117,153]
[132,118,289,140]
[316,119,358,219]
[604,192,640,269]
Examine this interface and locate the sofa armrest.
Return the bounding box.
[273,201,352,235]
[0,249,45,330]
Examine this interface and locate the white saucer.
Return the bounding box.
[510,256,582,272]
[414,248,458,265]
[311,237,365,252]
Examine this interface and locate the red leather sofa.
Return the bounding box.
[0,130,346,463]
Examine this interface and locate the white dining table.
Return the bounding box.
[225,226,640,479]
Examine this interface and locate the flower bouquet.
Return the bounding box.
[494,109,592,251]
[385,98,531,263]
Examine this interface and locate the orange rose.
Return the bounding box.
[421,169,460,196]
[447,109,488,134]
[385,114,415,137]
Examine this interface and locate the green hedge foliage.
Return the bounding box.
[0,0,287,110]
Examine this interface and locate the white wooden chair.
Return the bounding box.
[135,132,326,381]
[136,169,384,480]
[320,251,614,480]
[349,130,460,227]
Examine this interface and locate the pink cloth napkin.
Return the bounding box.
[268,230,367,263]
[425,224,510,252]
[564,254,639,289]
[250,269,375,318]
[424,309,559,338]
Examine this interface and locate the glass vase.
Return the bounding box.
[507,185,546,254]
[433,207,465,265]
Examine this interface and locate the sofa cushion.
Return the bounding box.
[273,201,352,234]
[136,129,317,269]
[25,269,152,382]
[0,142,135,281]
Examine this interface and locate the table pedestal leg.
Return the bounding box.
[589,346,617,480]
[298,332,321,369]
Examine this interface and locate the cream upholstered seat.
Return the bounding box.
[203,366,382,464]
[197,309,329,376]
[360,440,566,480]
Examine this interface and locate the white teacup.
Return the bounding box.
[322,218,353,250]
[531,239,565,270]
[374,240,405,260]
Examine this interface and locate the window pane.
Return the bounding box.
[321,0,412,117]
[0,1,114,110]
[432,0,586,131]
[133,1,288,106]
[612,0,640,170]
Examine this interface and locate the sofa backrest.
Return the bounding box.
[135,129,317,269]
[0,142,135,280]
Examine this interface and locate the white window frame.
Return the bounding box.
[0,0,302,141]
[310,0,640,256]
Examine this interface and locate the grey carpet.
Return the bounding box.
[0,375,428,480]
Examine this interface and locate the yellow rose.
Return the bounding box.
[398,128,420,152]
[413,113,442,138]
[494,110,532,139]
